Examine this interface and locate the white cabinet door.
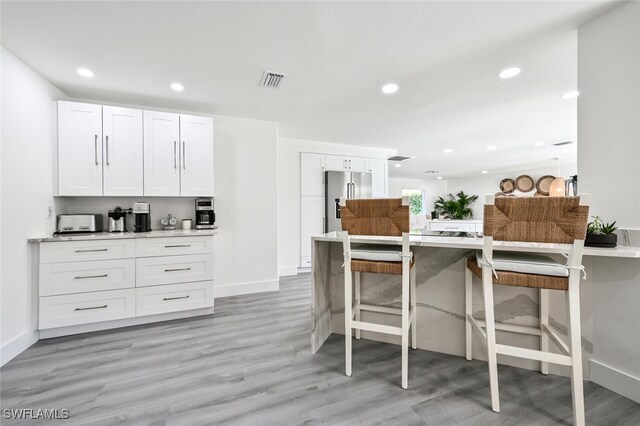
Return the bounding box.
[348,157,368,172]
[103,106,143,196]
[325,155,348,171]
[180,114,214,196]
[368,158,388,198]
[300,196,325,266]
[301,153,325,197]
[143,111,180,196]
[57,101,103,196]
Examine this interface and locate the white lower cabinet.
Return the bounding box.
[136,281,214,316]
[38,235,215,333]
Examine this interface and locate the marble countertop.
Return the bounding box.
[28,228,217,243]
[313,231,640,259]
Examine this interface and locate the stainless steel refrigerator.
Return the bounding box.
[325,171,372,232]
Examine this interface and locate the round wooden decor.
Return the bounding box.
[516,175,535,192]
[495,192,506,197]
[534,191,546,197]
[499,178,515,194]
[536,175,555,196]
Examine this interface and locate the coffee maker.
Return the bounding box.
[195,198,215,229]
[132,202,152,232]
[108,207,130,232]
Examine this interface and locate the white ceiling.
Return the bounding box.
[1,1,618,178]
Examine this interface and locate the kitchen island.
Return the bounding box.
[311,231,640,377]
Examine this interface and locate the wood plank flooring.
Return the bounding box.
[1,274,639,425]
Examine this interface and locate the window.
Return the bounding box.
[402,189,425,215]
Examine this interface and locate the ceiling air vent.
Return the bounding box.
[424,170,440,174]
[259,70,287,88]
[388,155,412,162]
[553,141,574,146]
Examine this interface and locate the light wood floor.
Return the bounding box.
[1,274,639,425]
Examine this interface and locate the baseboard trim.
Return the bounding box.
[590,359,640,403]
[1,330,39,367]
[279,266,298,277]
[214,279,279,298]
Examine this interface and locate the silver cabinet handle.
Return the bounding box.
[163,295,190,301]
[105,135,110,166]
[75,248,108,253]
[173,141,177,169]
[164,267,191,272]
[75,305,107,311]
[164,244,191,248]
[94,134,98,165]
[182,141,186,169]
[75,274,108,280]
[349,159,352,169]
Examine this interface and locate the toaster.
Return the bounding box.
[56,214,103,233]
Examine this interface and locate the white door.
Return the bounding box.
[57,101,103,196]
[300,196,325,266]
[301,153,325,197]
[368,158,388,197]
[143,111,180,196]
[103,106,143,196]
[180,114,214,196]
[348,157,368,172]
[325,155,348,171]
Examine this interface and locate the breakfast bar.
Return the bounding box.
[311,231,640,374]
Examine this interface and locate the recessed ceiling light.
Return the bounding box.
[499,67,521,79]
[437,176,443,180]
[381,83,399,94]
[561,90,579,99]
[534,141,546,147]
[481,170,488,174]
[487,145,496,151]
[170,82,184,92]
[443,148,453,154]
[76,68,94,78]
[394,164,402,168]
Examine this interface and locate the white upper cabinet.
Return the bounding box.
[179,114,214,197]
[143,111,181,196]
[57,101,103,196]
[102,106,143,196]
[368,158,388,198]
[301,153,325,197]
[325,155,368,172]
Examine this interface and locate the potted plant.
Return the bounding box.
[585,216,618,248]
[434,191,479,219]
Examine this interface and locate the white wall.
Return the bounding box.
[578,1,640,403]
[277,137,394,275]
[1,47,67,364]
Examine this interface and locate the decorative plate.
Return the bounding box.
[536,175,555,196]
[516,175,535,192]
[499,178,516,194]
[534,191,546,197]
[495,192,506,197]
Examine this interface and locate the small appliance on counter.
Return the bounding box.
[161,213,178,230]
[195,198,215,229]
[56,214,103,234]
[108,207,131,233]
[132,202,152,232]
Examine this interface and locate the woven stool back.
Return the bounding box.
[484,196,589,244]
[340,198,410,236]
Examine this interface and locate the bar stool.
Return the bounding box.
[465,195,590,426]
[340,197,417,389]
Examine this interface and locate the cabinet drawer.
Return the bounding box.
[40,259,135,296]
[39,289,135,329]
[40,239,136,263]
[429,222,478,233]
[135,254,213,287]
[136,281,214,316]
[135,237,213,257]
[300,256,311,268]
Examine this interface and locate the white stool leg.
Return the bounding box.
[345,271,353,377]
[465,261,473,361]
[410,265,417,350]
[567,277,585,426]
[482,268,500,413]
[355,271,361,340]
[401,266,410,389]
[539,288,549,375]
